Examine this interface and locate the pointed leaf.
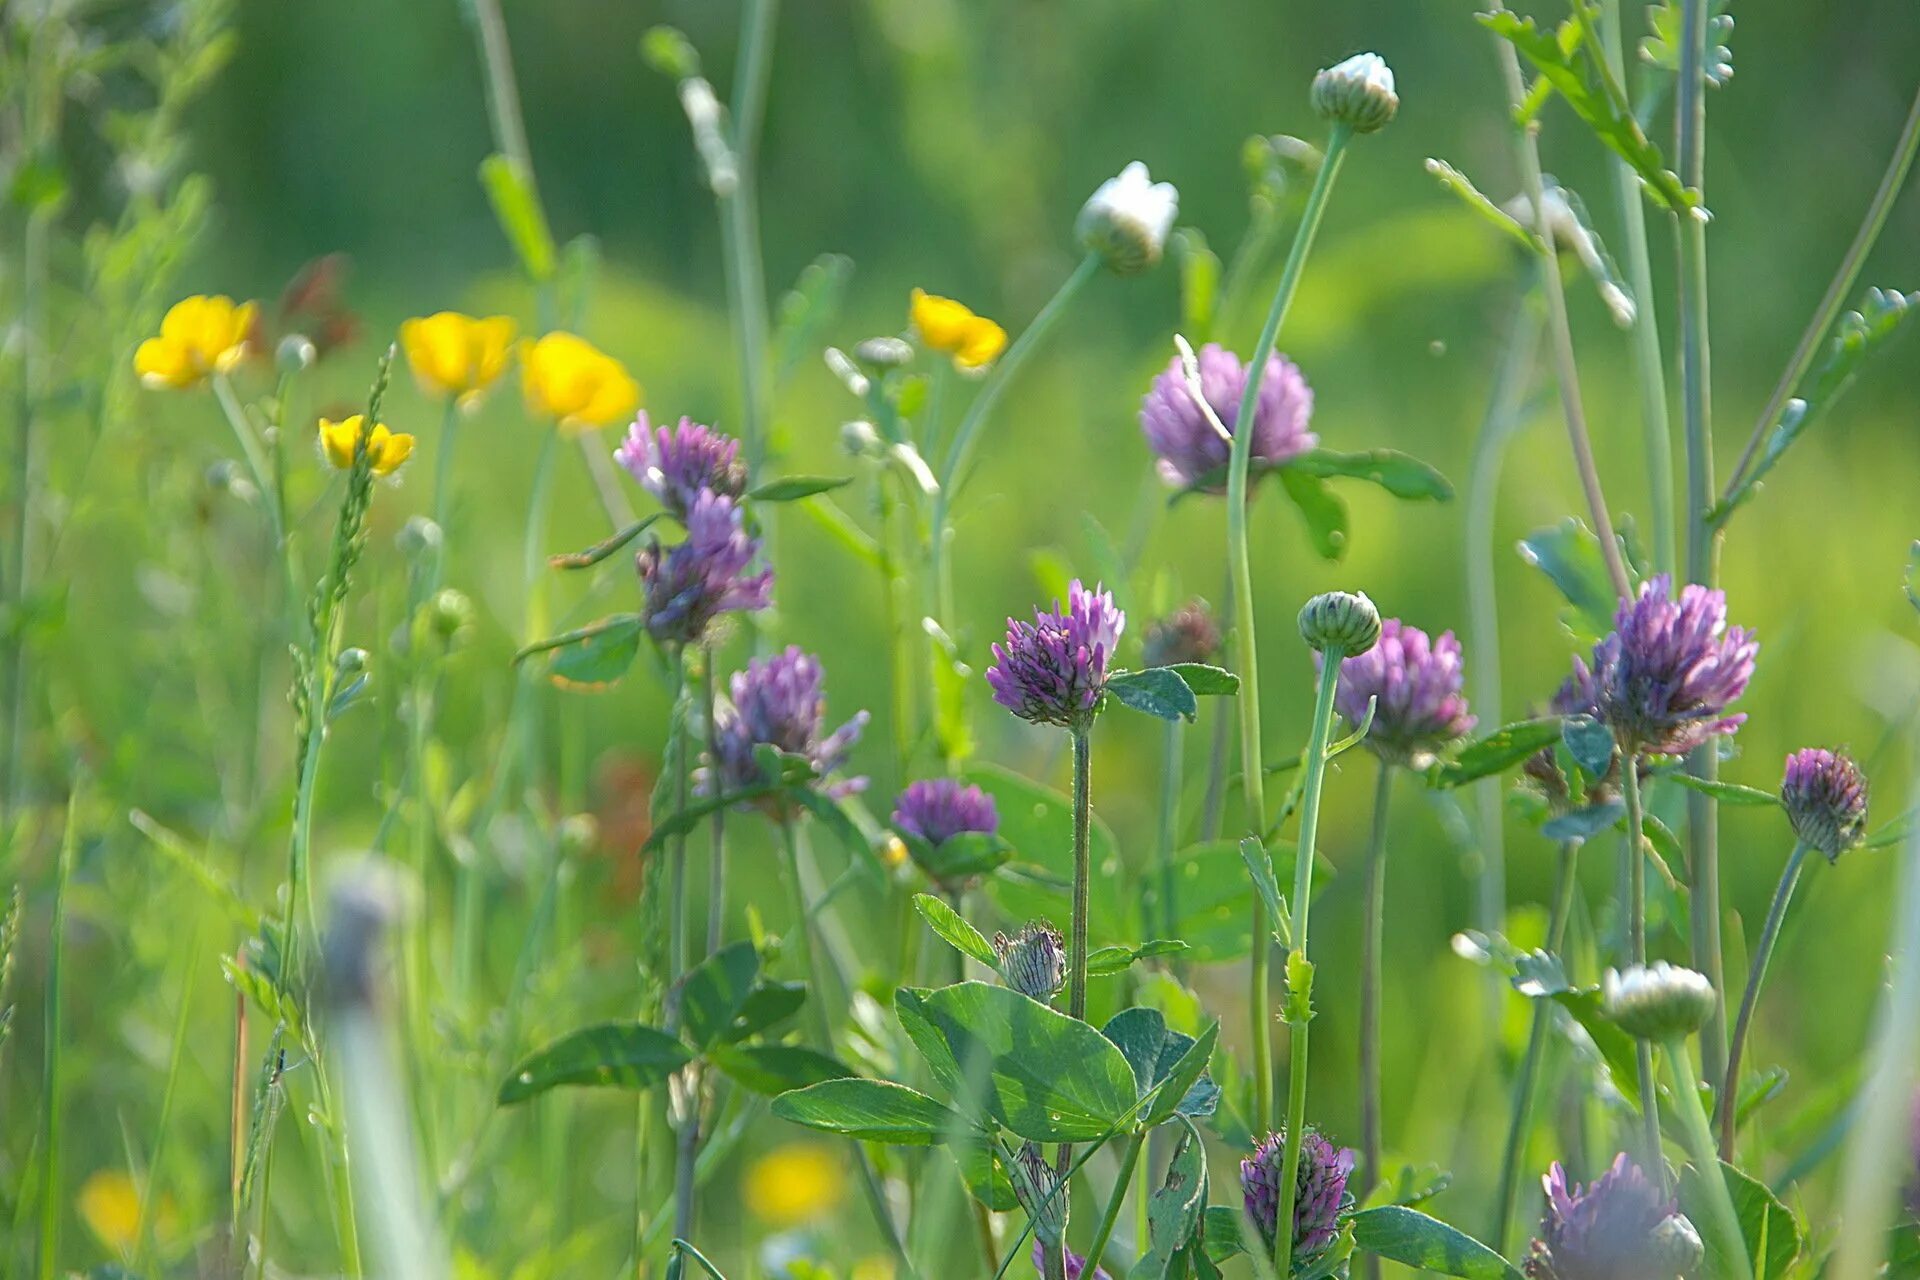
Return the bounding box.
[548,514,664,570]
[913,893,1000,970]
[1668,775,1782,808]
[1290,448,1455,501]
[1427,718,1565,788]
[1349,1205,1523,1280]
[771,1078,968,1146]
[677,940,760,1052]
[1108,667,1200,723]
[749,475,852,503]
[499,1022,692,1104]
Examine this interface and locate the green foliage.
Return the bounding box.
[1349,1206,1522,1280]
[498,1023,694,1104]
[771,1078,967,1145]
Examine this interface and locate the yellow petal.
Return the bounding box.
[743,1143,845,1227]
[318,416,362,470]
[134,336,202,389]
[954,316,1008,369]
[909,288,978,355]
[368,426,416,476]
[78,1170,142,1255]
[400,313,472,397]
[469,315,518,392]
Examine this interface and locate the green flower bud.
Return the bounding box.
[397,516,443,560]
[1298,590,1381,655]
[1603,961,1717,1041]
[1311,53,1399,135]
[853,336,914,371]
[1650,1212,1705,1276]
[993,921,1066,1005]
[429,588,475,645]
[277,333,318,375]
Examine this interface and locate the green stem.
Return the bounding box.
[37,793,76,1280]
[133,924,201,1273]
[431,397,462,581]
[1717,840,1809,1160]
[1493,838,1582,1255]
[1620,761,1662,1170]
[1662,1035,1752,1280]
[1358,760,1395,1207]
[662,649,693,1256]
[1054,726,1095,1185]
[1155,717,1183,939]
[703,646,728,955]
[1229,124,1352,1142]
[1082,1129,1145,1273]
[1273,648,1345,1276]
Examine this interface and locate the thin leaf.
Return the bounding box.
[498,1022,692,1104]
[770,1078,969,1146]
[1428,719,1565,788]
[748,475,852,503]
[1426,157,1539,252]
[1667,775,1782,808]
[479,153,557,281]
[1289,448,1455,502]
[548,514,664,570]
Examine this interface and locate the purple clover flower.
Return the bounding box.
[614,412,746,520]
[1240,1128,1355,1260]
[1139,342,1315,493]
[986,580,1125,729]
[893,779,998,847]
[636,490,772,646]
[1028,1240,1110,1280]
[1325,617,1475,767]
[1524,1155,1697,1280]
[1781,747,1869,862]
[1141,599,1222,668]
[711,647,868,797]
[1578,574,1757,757]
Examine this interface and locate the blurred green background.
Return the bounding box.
[9,0,1920,1273]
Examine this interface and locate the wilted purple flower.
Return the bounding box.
[987,580,1126,729]
[1141,599,1222,668]
[1139,342,1316,492]
[636,490,773,646]
[1781,748,1869,862]
[1325,618,1475,767]
[1240,1128,1355,1259]
[1029,1240,1111,1280]
[1580,575,1757,757]
[710,646,868,797]
[614,413,746,520]
[1524,1155,1699,1280]
[893,779,999,847]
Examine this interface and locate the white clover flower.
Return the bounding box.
[1311,52,1399,134]
[1077,161,1179,275]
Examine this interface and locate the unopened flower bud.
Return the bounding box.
[841,419,882,458]
[994,922,1066,1004]
[1009,1142,1067,1249]
[853,336,914,371]
[1142,599,1222,668]
[1603,961,1717,1041]
[1650,1212,1706,1275]
[1077,162,1179,275]
[1311,53,1399,135]
[397,515,443,560]
[429,588,475,644]
[1781,747,1869,862]
[277,333,317,375]
[1298,590,1381,656]
[205,459,256,502]
[335,647,369,678]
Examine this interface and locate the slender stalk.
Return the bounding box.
[1155,718,1183,939]
[1493,838,1582,1254]
[133,925,201,1272]
[1082,1129,1145,1273]
[1272,649,1345,1276]
[431,397,462,560]
[1725,81,1920,503]
[661,650,693,1256]
[1227,124,1352,1142]
[1357,760,1395,1219]
[37,792,76,1280]
[1675,0,1729,1090]
[1716,840,1810,1159]
[1662,1035,1751,1280]
[702,645,728,954]
[1199,566,1235,842]
[1487,18,1632,601]
[1054,727,1096,1174]
[1620,762,1662,1170]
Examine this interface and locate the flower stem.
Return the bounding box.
[702,645,728,954]
[1493,838,1582,1254]
[1083,1128,1145,1273]
[1662,1035,1752,1280]
[1155,717,1183,939]
[36,791,75,1280]
[1717,840,1809,1160]
[1358,759,1395,1213]
[1620,760,1662,1171]
[1067,725,1094,1022]
[431,396,462,565]
[662,650,695,1257]
[1272,646,1345,1276]
[1229,123,1352,1143]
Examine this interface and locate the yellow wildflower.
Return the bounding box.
[77,1169,141,1254]
[743,1141,845,1227]
[398,312,518,407]
[520,332,640,434]
[909,288,1007,371]
[319,415,415,476]
[133,294,257,390]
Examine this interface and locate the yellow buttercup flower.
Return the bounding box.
[134,294,258,390]
[909,288,1007,371]
[520,332,640,434]
[743,1141,845,1227]
[319,415,415,476]
[77,1169,141,1254]
[399,312,518,407]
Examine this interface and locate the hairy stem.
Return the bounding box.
[1717,840,1809,1159]
[1358,759,1395,1218]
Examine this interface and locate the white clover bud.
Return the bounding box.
[1311,53,1399,135]
[1077,161,1179,275]
[1603,961,1717,1041]
[1298,591,1381,656]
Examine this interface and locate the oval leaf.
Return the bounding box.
[1290,447,1455,501]
[1428,718,1565,788]
[1349,1205,1523,1280]
[771,1078,966,1146]
[499,1022,692,1104]
[1108,667,1199,723]
[913,893,1000,970]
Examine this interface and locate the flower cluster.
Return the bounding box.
[987,580,1126,729]
[710,647,868,797]
[636,490,772,646]
[1781,747,1869,861]
[1139,342,1316,492]
[1525,1155,1702,1280]
[1576,575,1757,757]
[1328,617,1475,767]
[615,413,748,520]
[1240,1128,1355,1260]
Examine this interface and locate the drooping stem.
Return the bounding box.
[1675,0,1729,1090]
[1227,123,1352,1141]
[1717,840,1810,1159]
[1493,838,1582,1254]
[1358,759,1395,1213]
[1082,1128,1145,1274]
[1620,760,1662,1170]
[1486,14,1632,601]
[1272,647,1345,1276]
[1662,1035,1752,1280]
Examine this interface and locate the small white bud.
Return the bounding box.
[1077,161,1179,275]
[1311,53,1399,135]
